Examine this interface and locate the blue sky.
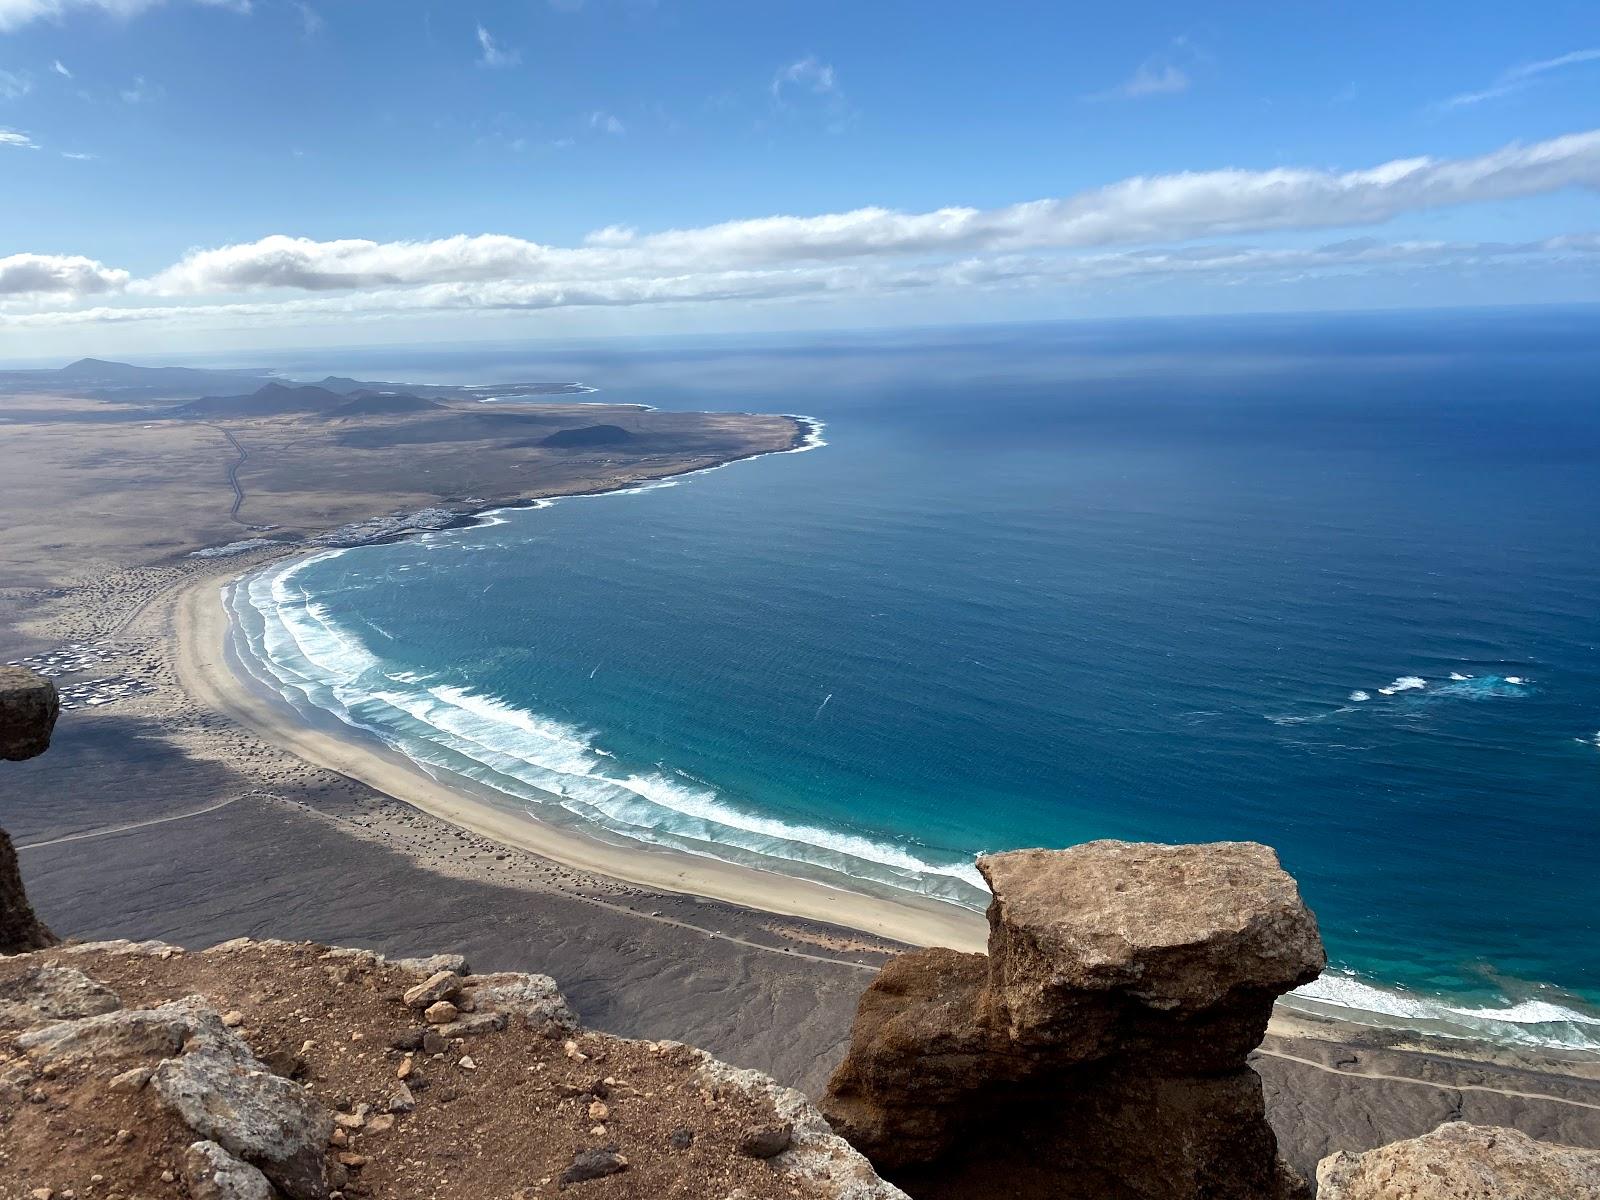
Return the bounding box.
[1,0,1598,356]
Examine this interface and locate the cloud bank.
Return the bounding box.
[6,130,1599,330]
[0,252,129,297]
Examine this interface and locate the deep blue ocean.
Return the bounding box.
[226,310,1600,1048]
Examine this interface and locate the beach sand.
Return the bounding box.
[176,563,989,954]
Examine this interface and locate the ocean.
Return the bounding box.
[225,309,1600,1049]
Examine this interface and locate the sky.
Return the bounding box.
[1,0,1598,358]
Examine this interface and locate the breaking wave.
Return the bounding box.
[1286,970,1600,1051]
[228,548,986,909]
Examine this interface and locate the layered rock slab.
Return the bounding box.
[1316,1121,1600,1199]
[822,840,1326,1200]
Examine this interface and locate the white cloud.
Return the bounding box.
[1090,38,1199,101]
[1439,47,1600,109]
[120,74,157,103]
[51,58,70,77]
[770,55,852,132]
[8,233,1597,331]
[0,125,37,147]
[589,109,624,135]
[60,149,94,159]
[293,1,319,36]
[0,0,249,34]
[123,130,1600,296]
[1116,61,1189,99]
[476,23,519,68]
[0,252,128,297]
[771,55,837,100]
[0,68,31,99]
[10,129,1600,329]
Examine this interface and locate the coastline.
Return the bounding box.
[177,557,1593,1054]
[176,560,989,954]
[140,408,1593,1056]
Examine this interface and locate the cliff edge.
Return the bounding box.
[822,840,1326,1199]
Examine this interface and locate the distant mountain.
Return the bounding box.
[538,424,634,448]
[177,383,351,418]
[0,358,277,402]
[0,357,591,408]
[320,391,448,418]
[175,383,450,420]
[313,376,371,395]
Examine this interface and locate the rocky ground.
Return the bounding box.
[0,938,901,1200]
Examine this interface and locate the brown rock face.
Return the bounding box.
[822,840,1326,1200]
[1317,1122,1600,1199]
[1,665,60,953]
[0,664,59,762]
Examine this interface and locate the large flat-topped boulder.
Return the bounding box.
[825,841,1324,1199]
[981,841,1324,1033]
[0,665,59,761]
[1,665,58,953]
[1317,1122,1600,1199]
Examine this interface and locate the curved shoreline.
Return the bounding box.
[175,560,989,956]
[163,413,1600,1056]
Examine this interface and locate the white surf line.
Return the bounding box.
[16,794,244,851]
[1254,1047,1600,1112]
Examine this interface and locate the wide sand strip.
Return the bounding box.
[173,564,990,953]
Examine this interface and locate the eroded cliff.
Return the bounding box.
[822,840,1327,1200]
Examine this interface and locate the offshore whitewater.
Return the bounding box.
[226,312,1600,1050]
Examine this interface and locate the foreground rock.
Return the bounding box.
[0,665,58,954]
[1317,1121,1600,1199]
[0,936,907,1200]
[822,841,1326,1199]
[0,665,58,763]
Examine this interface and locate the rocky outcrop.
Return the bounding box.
[822,840,1326,1200]
[0,665,58,953]
[1316,1121,1600,1199]
[15,990,335,1197]
[0,964,119,1026]
[184,1140,275,1200]
[152,1017,334,1200]
[1,936,909,1200]
[0,664,58,762]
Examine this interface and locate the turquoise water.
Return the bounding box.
[228,311,1600,1048]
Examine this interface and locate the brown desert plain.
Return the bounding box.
[1,362,1597,1187]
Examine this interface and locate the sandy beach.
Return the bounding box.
[175,560,989,953]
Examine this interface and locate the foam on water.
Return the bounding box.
[1377,675,1426,695]
[1287,970,1600,1051]
[236,555,1599,1049]
[230,560,988,908]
